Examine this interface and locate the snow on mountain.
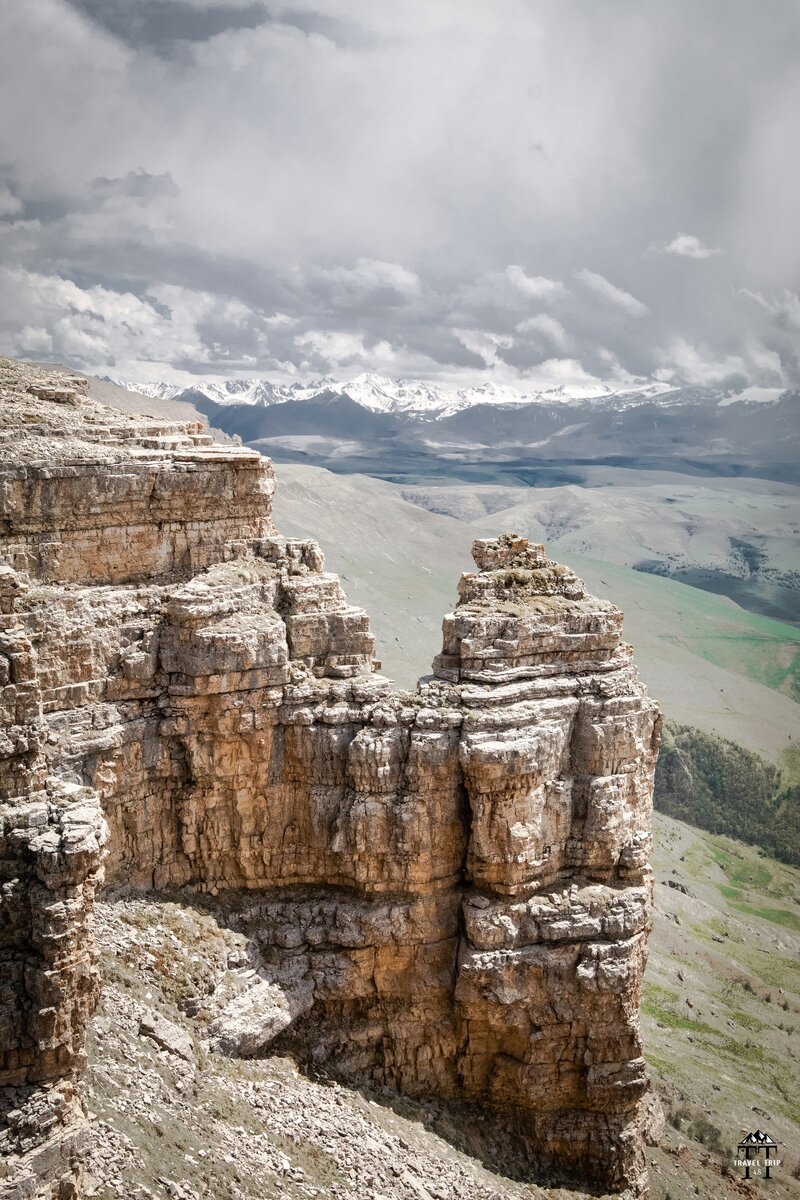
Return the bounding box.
[109,379,187,402]
[109,372,710,420]
[108,376,316,407]
[317,373,667,416]
[339,373,448,414]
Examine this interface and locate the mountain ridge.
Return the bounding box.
[108,370,790,420]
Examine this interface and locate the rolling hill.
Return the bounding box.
[272,462,800,762]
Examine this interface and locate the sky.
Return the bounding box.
[1,0,799,391]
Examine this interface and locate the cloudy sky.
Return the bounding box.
[1,0,799,390]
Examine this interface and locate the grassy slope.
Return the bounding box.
[571,557,800,759]
[272,464,474,686]
[464,470,800,579]
[575,558,800,703]
[645,812,800,1197]
[274,463,800,759]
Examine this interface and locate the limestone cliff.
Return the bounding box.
[0,358,660,1198]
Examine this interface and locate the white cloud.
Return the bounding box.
[515,313,569,349]
[737,286,800,327]
[0,266,300,376]
[574,269,649,317]
[305,259,421,301]
[0,267,203,366]
[505,266,565,300]
[734,288,800,385]
[0,185,22,217]
[452,328,513,369]
[263,312,298,328]
[518,356,630,393]
[661,232,722,259]
[655,338,749,386]
[14,324,53,354]
[294,329,396,368]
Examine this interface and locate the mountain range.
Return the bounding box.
[112,370,742,418]
[110,372,798,488]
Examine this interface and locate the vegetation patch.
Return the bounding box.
[668,1103,726,1153]
[770,1063,800,1127]
[703,916,742,942]
[654,722,800,867]
[732,948,800,990]
[728,900,800,930]
[641,999,717,1038]
[687,618,800,704]
[710,847,772,889]
[643,981,680,1006]
[643,1048,678,1080]
[726,1008,768,1032]
[781,742,800,787]
[699,1034,776,1068]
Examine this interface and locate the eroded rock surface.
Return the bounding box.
[0,359,660,1198]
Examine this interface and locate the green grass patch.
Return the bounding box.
[676,843,707,882]
[668,951,695,969]
[710,845,772,890]
[642,1000,717,1038]
[705,916,742,942]
[686,622,800,704]
[719,884,743,901]
[643,981,680,1006]
[727,1009,768,1032]
[769,1062,800,1127]
[688,920,715,944]
[728,900,800,930]
[732,949,800,990]
[643,1048,679,1079]
[699,1035,776,1067]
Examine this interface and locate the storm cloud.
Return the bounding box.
[1,0,799,389]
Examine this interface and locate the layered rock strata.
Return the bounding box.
[0,359,660,1198]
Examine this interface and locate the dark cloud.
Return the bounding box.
[64,0,364,57]
[269,8,373,47]
[65,0,270,52]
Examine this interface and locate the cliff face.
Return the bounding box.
[0,358,660,1198]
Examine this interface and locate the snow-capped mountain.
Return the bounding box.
[111,371,681,420]
[102,371,797,489]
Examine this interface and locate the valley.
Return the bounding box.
[272,462,800,761]
[108,372,800,633]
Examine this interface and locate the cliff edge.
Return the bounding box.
[0,357,660,1198]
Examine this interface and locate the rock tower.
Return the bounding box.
[0,359,660,1198]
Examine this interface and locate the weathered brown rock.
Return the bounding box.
[0,358,660,1198]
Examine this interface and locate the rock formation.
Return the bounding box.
[0,358,660,1198]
